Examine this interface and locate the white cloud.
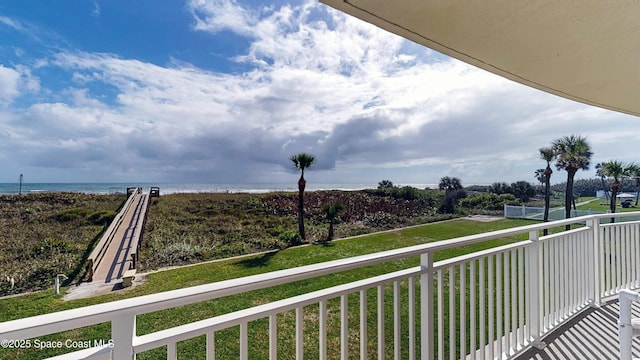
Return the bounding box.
[2,0,638,184]
[0,65,21,105]
[187,0,257,36]
[91,2,101,17]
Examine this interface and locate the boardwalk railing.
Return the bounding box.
[2,212,640,359]
[85,188,141,281]
[129,189,151,270]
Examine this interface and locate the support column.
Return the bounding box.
[420,252,434,360]
[527,230,545,349]
[112,314,136,359]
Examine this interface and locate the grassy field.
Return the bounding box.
[0,193,125,296]
[0,189,452,297]
[576,196,639,212]
[0,217,536,359]
[139,189,453,271]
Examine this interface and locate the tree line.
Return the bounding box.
[290,135,640,241]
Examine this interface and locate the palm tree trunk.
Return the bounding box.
[565,170,576,230]
[297,175,306,240]
[327,220,334,241]
[610,181,619,223]
[601,176,610,200]
[610,186,618,214]
[543,171,551,236]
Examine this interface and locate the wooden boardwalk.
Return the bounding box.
[91,191,148,283]
[516,298,640,359]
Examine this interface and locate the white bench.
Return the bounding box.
[122,269,136,287]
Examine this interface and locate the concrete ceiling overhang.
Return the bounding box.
[320,0,640,117]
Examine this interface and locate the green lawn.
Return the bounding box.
[576,196,639,212]
[0,218,535,359]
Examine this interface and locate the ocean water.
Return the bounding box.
[0,182,395,195]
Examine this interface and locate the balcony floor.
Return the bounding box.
[516,297,640,359]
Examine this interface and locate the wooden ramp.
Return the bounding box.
[86,188,150,284]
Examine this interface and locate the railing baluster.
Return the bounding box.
[295,308,303,360]
[625,224,631,287]
[488,255,494,360]
[449,265,456,360]
[518,247,525,348]
[470,259,476,360]
[269,314,277,360]
[560,236,566,319]
[496,253,503,358]
[616,226,622,291]
[319,301,326,360]
[240,322,248,360]
[460,263,466,360]
[479,257,485,360]
[550,236,562,328]
[504,250,511,356]
[378,285,384,360]
[437,269,444,359]
[167,342,177,360]
[206,332,215,360]
[621,226,627,289]
[528,230,542,347]
[361,289,367,360]
[420,252,434,360]
[341,295,348,360]
[510,249,517,353]
[591,217,602,305]
[394,280,401,360]
[635,223,640,289]
[408,277,416,360]
[604,226,611,296]
[543,239,550,330]
[111,314,135,360]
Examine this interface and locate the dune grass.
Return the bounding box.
[0,193,125,296]
[0,218,535,359]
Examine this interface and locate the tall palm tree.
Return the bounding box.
[290,153,315,240]
[323,202,345,241]
[552,135,592,230]
[534,168,546,187]
[539,147,554,235]
[601,160,632,216]
[595,163,611,200]
[628,163,640,206]
[439,176,463,213]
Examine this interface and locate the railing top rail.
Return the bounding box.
[3,211,640,340]
[592,211,640,220]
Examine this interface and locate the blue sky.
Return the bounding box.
[1,0,638,186]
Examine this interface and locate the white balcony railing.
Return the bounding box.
[2,212,640,359]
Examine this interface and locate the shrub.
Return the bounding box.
[363,211,397,228]
[279,229,302,247]
[459,193,520,211]
[52,209,91,222]
[87,211,116,225]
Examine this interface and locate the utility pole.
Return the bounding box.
[19,174,23,195]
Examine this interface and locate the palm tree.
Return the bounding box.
[323,202,345,241]
[601,160,632,216]
[539,147,554,235]
[595,163,611,200]
[290,153,315,240]
[628,163,640,206]
[534,168,546,187]
[377,180,395,189]
[439,176,463,213]
[552,135,592,230]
